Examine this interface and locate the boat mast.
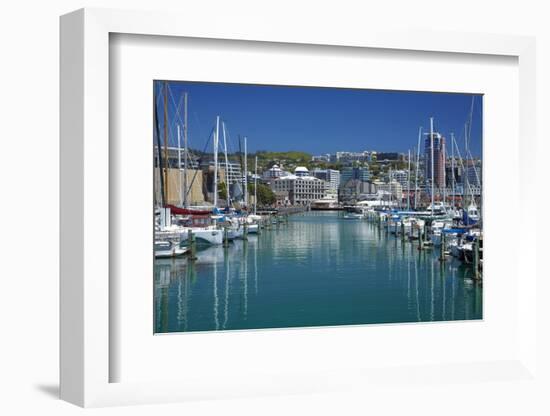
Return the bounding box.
[389,166,392,207]
[214,116,219,207]
[415,126,422,210]
[407,149,411,211]
[451,133,455,211]
[243,136,248,208]
[430,117,435,217]
[442,137,446,214]
[222,121,230,208]
[163,81,169,205]
[464,123,468,208]
[183,92,189,208]
[154,82,166,208]
[254,156,258,215]
[177,124,182,206]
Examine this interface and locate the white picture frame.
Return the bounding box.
[60,8,539,408]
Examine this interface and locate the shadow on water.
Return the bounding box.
[154,212,482,333]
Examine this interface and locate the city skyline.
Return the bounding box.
[155,81,483,158]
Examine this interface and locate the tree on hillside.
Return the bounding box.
[247,183,276,206]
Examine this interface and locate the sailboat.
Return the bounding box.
[154,240,189,258]
[154,84,223,246]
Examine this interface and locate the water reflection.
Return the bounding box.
[154,212,482,333]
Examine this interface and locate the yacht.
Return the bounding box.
[154,240,189,258]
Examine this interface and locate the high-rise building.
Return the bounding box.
[424,132,446,189]
[312,169,341,192]
[340,167,369,186]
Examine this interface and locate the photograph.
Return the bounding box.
[153,81,483,333]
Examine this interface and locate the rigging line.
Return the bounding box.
[451,135,476,202]
[467,96,475,150]
[166,85,185,151]
[223,120,238,160]
[166,87,200,172]
[185,125,216,201]
[465,147,482,189]
[167,85,184,130]
[154,84,175,152]
[187,110,208,162]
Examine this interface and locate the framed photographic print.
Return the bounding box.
[151,81,483,334]
[60,7,539,408]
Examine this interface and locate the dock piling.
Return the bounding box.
[439,233,446,261]
[223,226,229,247]
[473,238,480,280]
[188,229,197,260]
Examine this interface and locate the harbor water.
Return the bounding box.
[154,211,482,333]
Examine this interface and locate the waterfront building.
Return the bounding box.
[340,166,369,185]
[312,169,341,192]
[373,179,403,200]
[153,146,200,169]
[271,174,328,205]
[424,132,446,189]
[223,161,243,185]
[338,179,375,204]
[154,167,205,206]
[200,159,243,185]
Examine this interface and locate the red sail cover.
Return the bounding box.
[165,204,212,215]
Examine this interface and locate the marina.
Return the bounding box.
[153,81,483,332]
[155,211,482,333]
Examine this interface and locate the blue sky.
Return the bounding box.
[155,81,483,158]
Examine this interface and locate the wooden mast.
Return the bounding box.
[154,82,166,207]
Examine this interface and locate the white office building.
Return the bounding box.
[271,175,328,205]
[390,170,409,188]
[312,169,341,192]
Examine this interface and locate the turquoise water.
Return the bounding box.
[154,211,482,333]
